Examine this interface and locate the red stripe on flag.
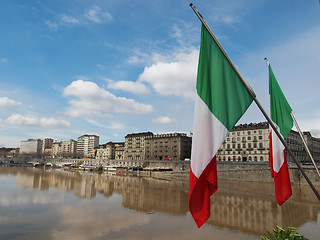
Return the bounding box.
[273,151,292,206]
[269,131,292,206]
[189,156,218,228]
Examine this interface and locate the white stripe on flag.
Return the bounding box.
[271,126,285,173]
[191,94,229,178]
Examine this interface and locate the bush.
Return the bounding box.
[260,226,309,240]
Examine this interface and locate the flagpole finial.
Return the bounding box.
[264,58,270,66]
[190,3,193,7]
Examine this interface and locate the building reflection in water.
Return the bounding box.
[4,167,320,235]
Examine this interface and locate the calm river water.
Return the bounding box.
[0,166,319,240]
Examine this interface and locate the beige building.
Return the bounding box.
[77,134,99,158]
[41,138,53,154]
[95,142,115,160]
[145,133,192,161]
[216,121,320,163]
[217,122,269,162]
[114,142,125,160]
[52,142,62,157]
[124,132,153,160]
[61,139,77,157]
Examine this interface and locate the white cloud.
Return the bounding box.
[45,20,58,30]
[152,116,175,124]
[96,64,105,69]
[59,14,79,24]
[0,58,8,64]
[63,80,153,118]
[107,80,150,95]
[0,97,21,108]
[6,114,70,128]
[138,49,198,100]
[85,5,113,23]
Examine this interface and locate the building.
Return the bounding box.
[77,134,99,158]
[286,130,320,163]
[145,133,192,160]
[217,122,269,162]
[20,139,42,155]
[114,142,125,160]
[61,139,77,157]
[52,142,62,157]
[216,121,320,163]
[124,132,153,160]
[41,138,53,155]
[95,142,115,160]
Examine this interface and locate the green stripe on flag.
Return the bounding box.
[196,24,253,131]
[269,64,293,138]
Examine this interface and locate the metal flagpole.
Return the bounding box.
[265,58,320,179]
[189,3,320,201]
[291,113,320,178]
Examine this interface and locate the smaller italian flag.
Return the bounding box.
[269,64,293,205]
[189,24,253,228]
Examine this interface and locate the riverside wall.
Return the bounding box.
[2,157,320,186]
[146,161,320,187]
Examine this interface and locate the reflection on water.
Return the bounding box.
[0,166,319,240]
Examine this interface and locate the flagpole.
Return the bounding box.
[291,113,320,178]
[189,3,320,201]
[265,58,320,179]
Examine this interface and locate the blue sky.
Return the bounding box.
[1,0,320,147]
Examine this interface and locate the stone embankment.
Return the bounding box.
[146,161,320,187]
[2,157,319,186]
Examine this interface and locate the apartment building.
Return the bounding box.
[145,133,192,160]
[61,139,77,157]
[95,142,115,160]
[41,138,53,154]
[217,122,270,162]
[286,130,320,163]
[52,142,62,157]
[20,139,42,155]
[124,132,153,160]
[77,134,99,158]
[114,142,125,160]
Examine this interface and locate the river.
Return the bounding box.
[0,166,319,240]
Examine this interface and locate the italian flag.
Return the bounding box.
[269,64,293,206]
[189,24,254,228]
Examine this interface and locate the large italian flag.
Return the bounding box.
[189,24,254,228]
[269,64,293,206]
